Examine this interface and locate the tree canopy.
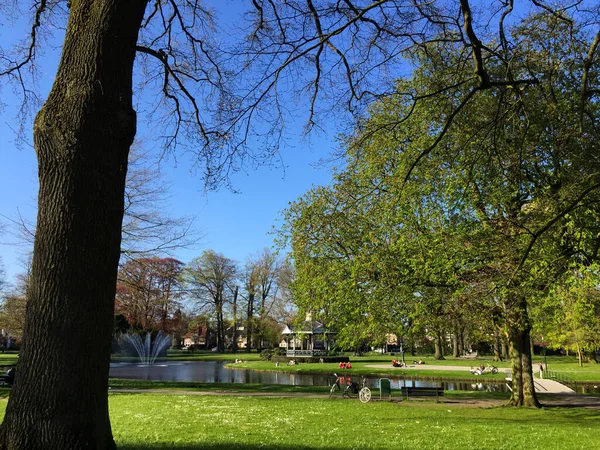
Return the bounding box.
[281,11,600,407]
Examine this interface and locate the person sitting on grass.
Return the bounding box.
[470,364,485,375]
[4,368,15,385]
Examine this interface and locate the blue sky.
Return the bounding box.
[0,120,335,285]
[0,3,339,287]
[0,80,337,286]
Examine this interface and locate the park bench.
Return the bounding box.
[400,386,444,401]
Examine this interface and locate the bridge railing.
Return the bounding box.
[543,369,576,388]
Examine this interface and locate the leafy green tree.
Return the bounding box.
[0,295,27,342]
[282,12,600,407]
[534,265,600,366]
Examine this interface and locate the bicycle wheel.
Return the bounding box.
[491,367,498,374]
[359,387,371,403]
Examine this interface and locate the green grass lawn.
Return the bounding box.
[109,394,600,450]
[3,393,594,449]
[0,353,19,366]
[1,352,598,449]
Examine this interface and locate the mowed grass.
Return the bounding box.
[0,353,19,366]
[1,393,595,449]
[110,394,600,449]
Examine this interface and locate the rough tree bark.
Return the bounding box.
[0,1,147,448]
[506,297,540,408]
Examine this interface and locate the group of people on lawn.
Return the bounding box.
[391,359,424,367]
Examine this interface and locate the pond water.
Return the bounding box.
[109,361,509,392]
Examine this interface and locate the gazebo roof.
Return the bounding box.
[282,321,333,335]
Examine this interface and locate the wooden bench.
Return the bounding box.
[400,386,444,401]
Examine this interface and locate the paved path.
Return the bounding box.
[366,363,575,394]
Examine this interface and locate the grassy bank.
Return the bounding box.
[229,357,509,382]
[228,354,600,383]
[1,393,595,449]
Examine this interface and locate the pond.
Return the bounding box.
[109,361,509,392]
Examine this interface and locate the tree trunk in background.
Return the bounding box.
[502,342,509,360]
[246,293,254,353]
[0,1,147,448]
[452,330,459,358]
[530,335,535,362]
[493,332,502,361]
[216,292,225,353]
[434,333,445,360]
[232,286,238,353]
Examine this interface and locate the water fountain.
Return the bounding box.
[121,331,172,365]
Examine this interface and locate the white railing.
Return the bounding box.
[286,349,328,357]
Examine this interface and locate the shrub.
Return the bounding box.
[261,348,285,361]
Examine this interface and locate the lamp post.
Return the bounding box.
[399,339,405,365]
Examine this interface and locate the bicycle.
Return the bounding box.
[329,373,372,403]
[484,364,499,374]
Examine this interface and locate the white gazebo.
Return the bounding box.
[282,321,335,358]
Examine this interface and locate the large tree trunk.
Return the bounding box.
[506,297,540,408]
[0,1,147,448]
